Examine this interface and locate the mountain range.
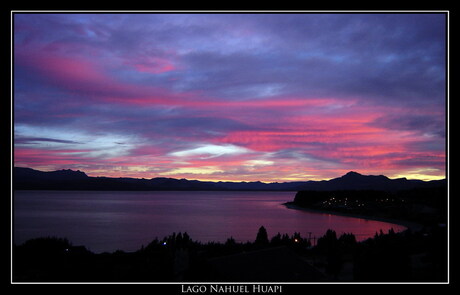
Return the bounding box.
[13,167,446,192]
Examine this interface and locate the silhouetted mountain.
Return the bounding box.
[13,167,445,191]
[14,167,90,190]
[14,167,88,180]
[296,171,443,191]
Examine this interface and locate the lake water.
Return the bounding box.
[13,190,407,253]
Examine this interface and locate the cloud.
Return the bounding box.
[13,13,447,181]
[14,136,81,145]
[170,144,252,159]
[369,112,445,138]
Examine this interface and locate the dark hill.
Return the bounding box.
[296,171,438,191]
[14,167,88,180]
[14,167,89,190]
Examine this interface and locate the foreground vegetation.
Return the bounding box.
[13,223,447,282]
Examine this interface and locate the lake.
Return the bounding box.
[13,190,407,253]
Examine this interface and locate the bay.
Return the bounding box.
[13,190,407,253]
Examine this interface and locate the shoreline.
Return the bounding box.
[283,202,424,233]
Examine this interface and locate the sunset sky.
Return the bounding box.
[13,12,447,182]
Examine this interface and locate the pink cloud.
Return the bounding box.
[16,50,105,85]
[14,147,96,168]
[128,56,177,74]
[15,45,179,103]
[14,46,445,181]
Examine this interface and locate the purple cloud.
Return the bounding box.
[13,12,447,181]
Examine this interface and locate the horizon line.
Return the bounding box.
[12,166,446,184]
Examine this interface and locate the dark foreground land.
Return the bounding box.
[13,184,448,283]
[13,223,447,283]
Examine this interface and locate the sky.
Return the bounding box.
[13,12,447,182]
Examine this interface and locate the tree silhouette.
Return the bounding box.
[225,236,236,246]
[317,229,338,251]
[281,233,290,244]
[255,226,269,245]
[316,229,342,280]
[270,232,282,246]
[338,232,357,253]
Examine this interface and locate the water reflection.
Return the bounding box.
[14,190,406,253]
